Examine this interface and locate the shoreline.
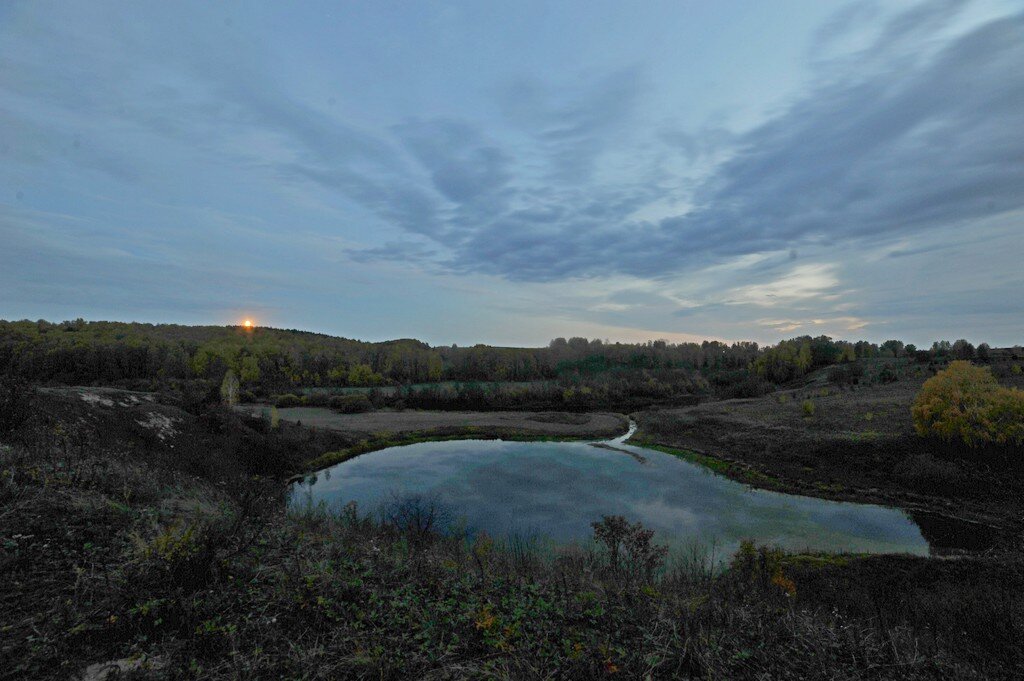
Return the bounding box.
[297,416,631,475]
[627,433,1015,551]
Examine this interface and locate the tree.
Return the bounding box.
[881,339,905,358]
[977,343,991,362]
[796,341,813,373]
[347,363,380,386]
[951,339,975,360]
[987,388,1024,446]
[239,355,260,384]
[931,340,952,358]
[591,515,668,583]
[220,369,240,406]
[912,361,1024,448]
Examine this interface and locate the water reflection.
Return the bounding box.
[292,437,931,557]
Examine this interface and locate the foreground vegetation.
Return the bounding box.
[3,380,1023,679]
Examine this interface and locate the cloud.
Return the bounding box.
[2,1,1021,345]
[673,7,1024,258]
[724,264,840,307]
[348,240,438,265]
[396,119,511,205]
[755,316,869,334]
[501,66,647,183]
[347,2,1023,305]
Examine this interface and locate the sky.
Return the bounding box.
[1,0,1022,347]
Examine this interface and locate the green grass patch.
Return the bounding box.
[628,437,781,488]
[781,553,857,569]
[846,430,881,442]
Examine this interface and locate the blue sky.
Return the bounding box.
[1,0,1022,346]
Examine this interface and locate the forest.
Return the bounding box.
[2,319,1006,412]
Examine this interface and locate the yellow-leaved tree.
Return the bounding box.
[912,360,1024,447]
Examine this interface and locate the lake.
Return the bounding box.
[290,428,930,558]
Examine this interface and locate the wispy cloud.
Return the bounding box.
[1,1,1020,345]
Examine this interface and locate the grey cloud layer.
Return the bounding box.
[350,6,1024,282]
[8,3,1017,287]
[1,1,1021,344]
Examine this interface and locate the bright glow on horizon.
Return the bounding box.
[243,319,254,329]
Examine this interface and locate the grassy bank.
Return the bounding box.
[627,436,784,489]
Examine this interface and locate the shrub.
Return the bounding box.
[728,540,796,598]
[274,393,302,408]
[828,363,863,385]
[591,515,668,584]
[911,360,1024,448]
[134,521,217,590]
[302,392,331,407]
[719,375,773,399]
[986,387,1024,446]
[329,393,373,413]
[876,364,898,384]
[801,400,815,417]
[381,493,451,549]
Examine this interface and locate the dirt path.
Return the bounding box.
[238,406,628,439]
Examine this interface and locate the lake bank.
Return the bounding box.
[631,377,1024,550]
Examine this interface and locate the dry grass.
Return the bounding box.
[3,382,1024,679]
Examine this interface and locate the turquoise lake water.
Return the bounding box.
[290,434,929,557]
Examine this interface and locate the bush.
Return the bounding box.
[728,540,796,598]
[801,400,815,417]
[987,387,1024,446]
[876,364,898,384]
[275,393,302,408]
[718,375,773,399]
[912,361,1024,448]
[591,515,668,584]
[329,393,373,413]
[302,392,331,407]
[828,363,863,385]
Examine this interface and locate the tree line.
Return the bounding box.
[0,319,1012,399]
